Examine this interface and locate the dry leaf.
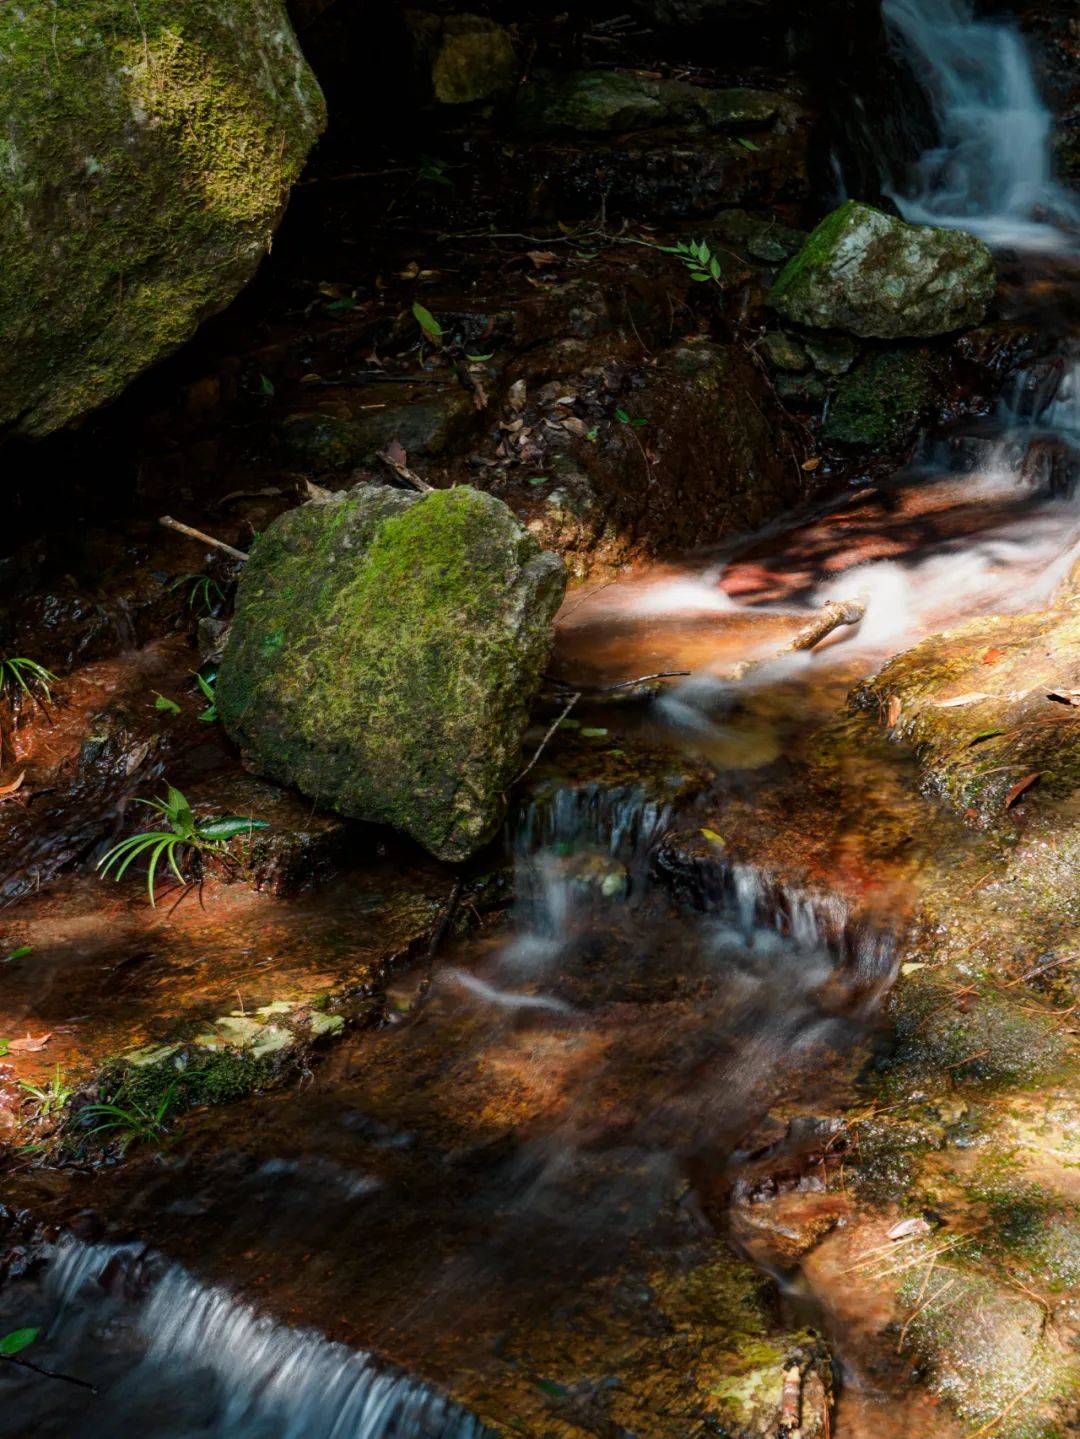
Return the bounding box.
[1004,772,1040,809]
[886,696,901,727]
[508,380,526,412]
[887,1217,930,1240]
[384,438,408,467]
[981,647,1006,665]
[9,1032,52,1053]
[801,457,821,471]
[560,416,589,437]
[0,772,25,798]
[527,250,559,268]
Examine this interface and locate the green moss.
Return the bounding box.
[770,199,862,304]
[823,347,940,449]
[0,0,325,436]
[218,485,566,861]
[97,1046,279,1119]
[881,975,1068,1093]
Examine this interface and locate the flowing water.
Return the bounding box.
[882,0,1080,248]
[2,2,1079,1436]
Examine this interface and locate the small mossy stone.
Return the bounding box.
[0,0,325,437]
[431,15,517,105]
[770,201,995,339]
[515,69,779,135]
[760,331,808,372]
[823,348,939,449]
[217,484,567,862]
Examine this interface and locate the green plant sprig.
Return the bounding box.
[0,658,56,704]
[97,785,269,906]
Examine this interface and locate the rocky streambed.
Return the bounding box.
[1,2,1079,1438]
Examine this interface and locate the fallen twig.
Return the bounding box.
[545,670,690,694]
[513,692,581,786]
[727,599,865,680]
[159,516,248,562]
[0,1351,98,1393]
[411,877,466,1013]
[377,445,433,493]
[963,1377,1039,1438]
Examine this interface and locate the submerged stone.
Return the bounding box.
[217,484,567,862]
[770,201,995,339]
[0,0,325,437]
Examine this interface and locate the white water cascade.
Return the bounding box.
[8,1238,489,1439]
[882,0,1079,249]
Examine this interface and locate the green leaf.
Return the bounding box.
[324,297,357,313]
[412,301,444,340]
[700,827,726,847]
[709,255,722,279]
[258,374,275,397]
[580,727,609,738]
[196,816,271,841]
[630,417,648,427]
[0,1328,39,1356]
[968,729,1004,746]
[535,1378,569,1398]
[527,475,549,486]
[614,408,630,424]
[3,946,32,963]
[736,136,760,152]
[0,1040,7,1057]
[466,352,495,362]
[585,427,599,443]
[154,692,181,716]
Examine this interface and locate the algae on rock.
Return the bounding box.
[0,0,325,437]
[217,484,567,862]
[770,201,995,339]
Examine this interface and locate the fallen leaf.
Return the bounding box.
[1004,772,1040,809]
[560,416,589,437]
[900,962,926,975]
[981,647,1006,665]
[887,1217,931,1240]
[0,772,25,798]
[8,1032,52,1053]
[700,828,726,847]
[384,438,408,467]
[801,457,821,471]
[508,379,526,412]
[527,250,558,268]
[886,696,901,726]
[580,727,609,738]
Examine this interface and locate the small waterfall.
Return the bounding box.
[22,1238,489,1439]
[882,0,1079,247]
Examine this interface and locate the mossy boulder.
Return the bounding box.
[0,0,325,438]
[217,484,567,862]
[770,201,995,339]
[408,12,517,106]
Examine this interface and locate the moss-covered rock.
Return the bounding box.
[408,12,517,106]
[0,0,325,438]
[770,201,995,339]
[217,484,567,862]
[853,608,1080,822]
[823,347,941,449]
[515,68,781,135]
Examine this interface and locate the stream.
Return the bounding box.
[0,1,1077,1436]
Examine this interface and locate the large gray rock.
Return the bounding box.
[769,201,996,339]
[0,1,325,438]
[217,485,566,863]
